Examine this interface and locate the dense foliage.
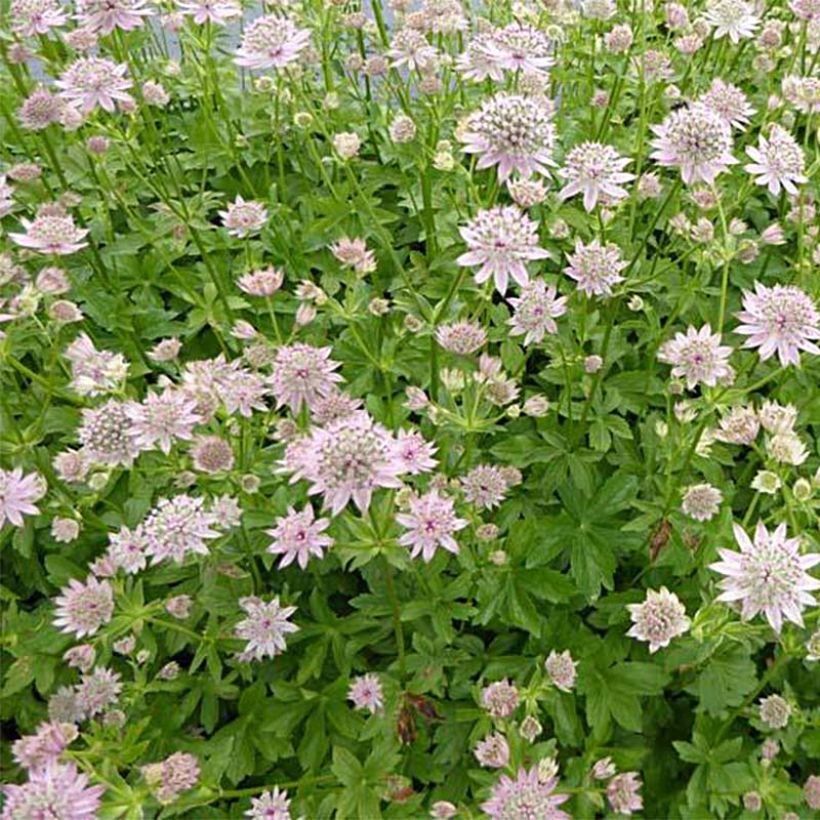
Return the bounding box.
[1,0,819,816]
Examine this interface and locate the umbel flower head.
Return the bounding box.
[657,324,734,389]
[627,587,690,652]
[2,761,104,819]
[564,238,627,297]
[268,343,343,413]
[710,521,820,633]
[246,787,293,819]
[457,205,550,295]
[10,210,89,256]
[508,279,568,345]
[481,766,571,819]
[396,489,467,562]
[76,0,153,34]
[482,22,555,75]
[744,125,807,196]
[0,467,46,528]
[703,0,760,42]
[53,575,114,639]
[218,195,268,238]
[348,673,384,713]
[266,505,334,569]
[235,596,299,661]
[734,282,820,366]
[234,14,311,70]
[558,142,635,211]
[460,94,558,181]
[56,58,134,114]
[650,104,736,185]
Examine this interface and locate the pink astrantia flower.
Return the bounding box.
[474,732,510,768]
[348,673,384,713]
[396,490,467,563]
[657,324,734,389]
[544,650,577,692]
[564,238,627,297]
[734,283,820,366]
[481,766,571,819]
[268,344,343,413]
[12,721,78,771]
[235,596,299,662]
[392,429,437,475]
[18,87,65,131]
[650,105,737,185]
[710,521,820,633]
[2,761,104,819]
[386,29,438,71]
[56,58,133,114]
[266,505,333,569]
[10,0,67,36]
[125,389,201,455]
[142,495,221,565]
[627,587,690,652]
[457,206,551,295]
[330,236,377,274]
[219,195,268,238]
[281,411,405,515]
[461,464,513,510]
[508,279,568,345]
[481,22,554,75]
[607,772,644,815]
[0,467,46,528]
[744,125,807,196]
[557,142,635,211]
[699,78,755,130]
[436,320,487,355]
[246,787,293,820]
[142,752,200,805]
[703,0,759,42]
[76,0,153,34]
[53,576,114,639]
[456,32,506,82]
[10,212,89,256]
[460,94,558,181]
[234,15,311,70]
[177,0,240,24]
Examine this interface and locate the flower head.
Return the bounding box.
[558,142,634,211]
[461,464,515,510]
[710,521,820,632]
[481,766,570,819]
[457,205,550,295]
[219,195,268,238]
[482,23,554,75]
[508,279,568,344]
[392,429,437,474]
[735,283,819,366]
[126,389,201,455]
[704,0,759,42]
[348,673,384,713]
[234,15,311,69]
[18,87,64,131]
[13,722,78,771]
[177,0,240,24]
[268,344,343,413]
[2,761,104,819]
[396,490,467,562]
[246,787,293,819]
[436,320,487,355]
[544,650,577,692]
[699,79,755,130]
[460,94,558,181]
[744,125,807,196]
[56,58,133,114]
[481,679,520,718]
[564,238,627,297]
[266,505,333,569]
[142,752,199,805]
[10,212,89,256]
[53,576,114,639]
[0,467,46,528]
[142,495,221,565]
[330,236,377,274]
[474,732,510,768]
[658,324,734,389]
[387,28,437,70]
[607,772,643,815]
[76,0,152,34]
[627,587,690,652]
[758,694,791,729]
[10,0,67,35]
[650,105,736,185]
[681,483,723,521]
[235,596,299,661]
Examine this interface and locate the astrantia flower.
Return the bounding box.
[557,142,634,211]
[658,324,734,389]
[758,694,791,729]
[76,667,122,717]
[436,320,487,355]
[142,752,199,805]
[744,125,807,196]
[142,495,221,565]
[474,732,510,768]
[18,87,64,131]
[10,0,67,35]
[716,405,760,445]
[508,279,568,344]
[681,483,723,521]
[219,195,268,238]
[2,761,104,819]
[544,650,577,692]
[481,766,570,819]
[348,673,384,713]
[126,390,201,455]
[758,400,797,434]
[457,33,505,82]
[268,344,343,413]
[238,266,284,296]
[564,238,627,297]
[627,587,690,652]
[704,0,759,42]
[0,467,46,528]
[56,58,133,114]
[266,505,333,569]
[607,772,644,816]
[483,23,554,75]
[330,236,377,274]
[191,435,235,474]
[234,14,311,69]
[78,400,138,467]
[12,721,78,771]
[710,521,820,632]
[650,105,736,184]
[461,464,513,509]
[76,0,153,34]
[387,28,438,70]
[460,94,558,181]
[396,490,467,563]
[246,787,293,820]
[235,596,299,661]
[53,576,114,639]
[281,411,405,515]
[735,283,820,366]
[106,525,148,574]
[457,206,550,295]
[177,0,240,24]
[481,679,520,718]
[699,79,755,130]
[10,212,89,256]
[392,429,437,475]
[310,389,363,426]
